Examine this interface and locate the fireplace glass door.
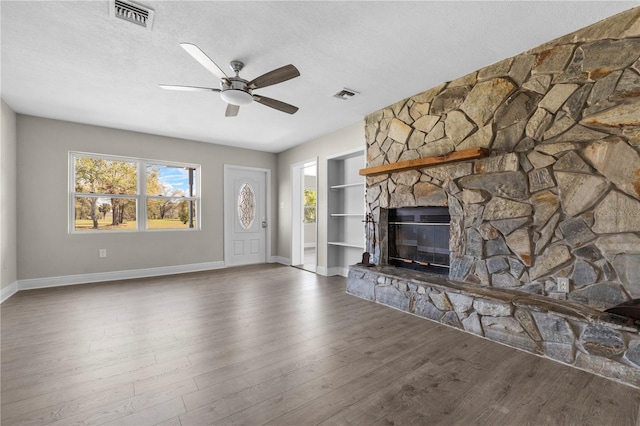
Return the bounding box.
[388,207,450,274]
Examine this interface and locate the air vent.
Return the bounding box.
[333,88,359,100]
[111,0,154,29]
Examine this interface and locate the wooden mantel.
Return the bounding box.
[359,147,490,177]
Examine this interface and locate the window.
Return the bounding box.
[70,152,200,232]
[303,189,316,224]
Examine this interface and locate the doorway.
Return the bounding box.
[291,159,317,272]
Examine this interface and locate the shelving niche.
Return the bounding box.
[326,149,365,277]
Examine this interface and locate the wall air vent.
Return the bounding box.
[111,0,154,29]
[333,88,359,100]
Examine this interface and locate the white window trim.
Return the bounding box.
[69,151,201,234]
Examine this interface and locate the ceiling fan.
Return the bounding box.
[160,43,300,117]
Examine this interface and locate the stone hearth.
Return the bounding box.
[349,7,640,387]
[348,265,640,387]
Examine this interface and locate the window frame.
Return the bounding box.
[69,151,201,234]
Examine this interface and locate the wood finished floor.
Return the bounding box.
[2,264,640,426]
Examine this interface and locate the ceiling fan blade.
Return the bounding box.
[225,103,240,117]
[159,84,221,92]
[248,65,300,89]
[253,95,299,115]
[180,43,229,81]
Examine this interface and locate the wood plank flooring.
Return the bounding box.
[2,264,639,425]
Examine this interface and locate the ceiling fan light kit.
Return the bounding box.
[160,44,300,116]
[221,89,253,106]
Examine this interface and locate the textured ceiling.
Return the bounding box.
[1,1,636,153]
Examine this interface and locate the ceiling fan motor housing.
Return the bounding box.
[221,78,253,105]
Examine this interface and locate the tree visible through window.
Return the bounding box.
[304,189,316,223]
[71,153,200,232]
[74,157,137,230]
[146,163,197,230]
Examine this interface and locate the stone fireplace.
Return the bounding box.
[348,7,640,387]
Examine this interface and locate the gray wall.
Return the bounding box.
[17,115,278,280]
[1,100,18,290]
[276,122,365,268]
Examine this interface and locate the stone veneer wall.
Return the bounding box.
[364,7,640,311]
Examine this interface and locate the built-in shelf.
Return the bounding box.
[330,182,365,190]
[328,241,365,249]
[327,149,366,277]
[359,147,489,177]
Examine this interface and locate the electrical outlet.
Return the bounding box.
[99,249,107,258]
[557,277,570,293]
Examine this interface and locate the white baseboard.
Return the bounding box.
[270,256,291,266]
[316,266,328,276]
[326,266,349,277]
[316,266,349,277]
[1,281,19,304]
[18,261,226,291]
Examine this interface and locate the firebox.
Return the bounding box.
[388,207,450,274]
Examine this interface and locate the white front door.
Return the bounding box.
[224,166,269,267]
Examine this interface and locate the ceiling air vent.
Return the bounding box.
[333,88,359,100]
[111,0,154,29]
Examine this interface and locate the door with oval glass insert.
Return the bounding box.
[224,166,268,266]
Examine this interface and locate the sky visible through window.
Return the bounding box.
[161,167,188,193]
[150,164,195,196]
